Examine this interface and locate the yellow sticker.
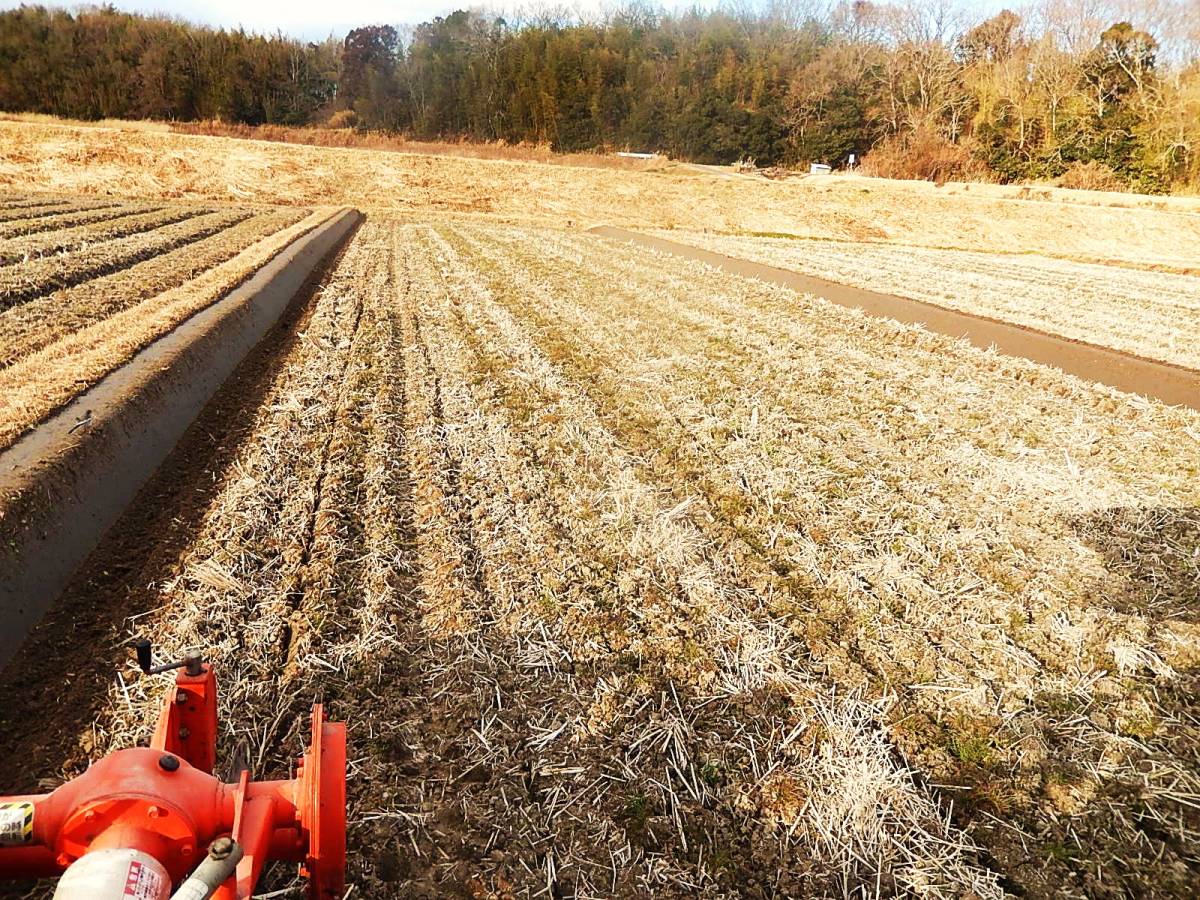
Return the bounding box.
[0,801,33,845]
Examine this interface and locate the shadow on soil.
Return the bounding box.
[0,239,352,804]
[1069,505,1200,622]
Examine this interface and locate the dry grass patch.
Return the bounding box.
[431,220,1200,896]
[2,213,1196,898]
[4,118,1200,268]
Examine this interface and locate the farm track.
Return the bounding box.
[0,207,253,307]
[0,216,1197,898]
[0,204,213,266]
[649,229,1200,371]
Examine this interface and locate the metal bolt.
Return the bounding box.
[178,727,190,740]
[175,689,189,705]
[147,805,165,819]
[83,810,97,823]
[159,754,180,772]
[209,837,235,860]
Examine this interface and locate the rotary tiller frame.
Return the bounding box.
[0,641,346,899]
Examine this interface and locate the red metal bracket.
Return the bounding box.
[151,663,219,774]
[0,657,345,898]
[298,705,346,900]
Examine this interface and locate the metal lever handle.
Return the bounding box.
[134,638,203,676]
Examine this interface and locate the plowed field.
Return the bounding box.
[2,216,1197,898]
[0,194,339,449]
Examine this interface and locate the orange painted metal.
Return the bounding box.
[151,664,219,774]
[0,661,345,898]
[299,705,347,900]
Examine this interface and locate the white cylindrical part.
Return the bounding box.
[53,848,171,900]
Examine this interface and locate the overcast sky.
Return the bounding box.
[0,0,1012,41]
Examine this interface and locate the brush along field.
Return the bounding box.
[5,118,1200,271]
[646,229,1200,370]
[2,215,1197,899]
[0,192,342,450]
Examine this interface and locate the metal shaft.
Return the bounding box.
[168,838,244,900]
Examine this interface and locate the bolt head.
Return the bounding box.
[159,754,180,772]
[147,805,165,819]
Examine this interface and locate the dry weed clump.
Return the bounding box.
[858,129,994,185]
[651,230,1200,370]
[1057,161,1127,192]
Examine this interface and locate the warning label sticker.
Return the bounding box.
[123,859,166,899]
[0,801,33,845]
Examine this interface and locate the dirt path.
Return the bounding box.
[589,226,1200,410]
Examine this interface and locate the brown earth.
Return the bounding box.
[0,215,1196,899]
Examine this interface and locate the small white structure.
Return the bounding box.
[617,151,657,159]
[809,163,832,175]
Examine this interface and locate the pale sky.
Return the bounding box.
[16,1,454,39]
[0,0,1013,40]
[0,0,705,39]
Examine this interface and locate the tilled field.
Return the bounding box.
[1,216,1197,898]
[650,229,1200,371]
[0,193,339,449]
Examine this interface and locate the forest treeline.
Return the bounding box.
[1,2,1198,191]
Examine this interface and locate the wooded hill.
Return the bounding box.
[1,2,1197,191]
